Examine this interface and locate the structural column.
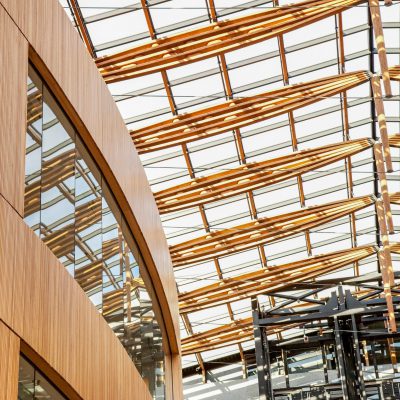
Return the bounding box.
[253,300,274,400]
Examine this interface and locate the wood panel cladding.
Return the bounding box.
[0,321,20,400]
[0,195,153,400]
[0,0,180,362]
[0,5,27,215]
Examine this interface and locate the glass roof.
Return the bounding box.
[60,0,400,373]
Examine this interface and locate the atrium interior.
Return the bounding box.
[2,0,400,399]
[57,0,400,398]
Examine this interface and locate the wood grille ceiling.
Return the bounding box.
[64,0,398,371]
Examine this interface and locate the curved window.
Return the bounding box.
[24,66,165,399]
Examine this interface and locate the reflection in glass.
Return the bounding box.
[18,356,65,399]
[24,76,43,234]
[124,248,142,371]
[74,144,103,307]
[23,67,165,398]
[40,95,75,269]
[140,287,165,397]
[101,196,124,331]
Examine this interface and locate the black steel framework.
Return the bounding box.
[253,282,400,399]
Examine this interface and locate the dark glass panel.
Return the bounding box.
[18,357,35,400]
[18,356,65,399]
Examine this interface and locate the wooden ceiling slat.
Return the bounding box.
[181,319,299,355]
[371,75,392,171]
[389,66,400,81]
[389,134,400,147]
[369,0,392,96]
[96,0,366,83]
[131,72,369,153]
[179,245,377,313]
[389,192,400,205]
[155,138,373,214]
[170,195,375,267]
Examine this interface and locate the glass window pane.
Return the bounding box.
[23,67,165,398]
[24,72,43,234]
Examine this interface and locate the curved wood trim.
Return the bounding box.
[19,341,81,399]
[0,0,180,356]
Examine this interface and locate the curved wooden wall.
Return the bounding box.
[0,196,153,399]
[0,0,181,398]
[0,0,179,358]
